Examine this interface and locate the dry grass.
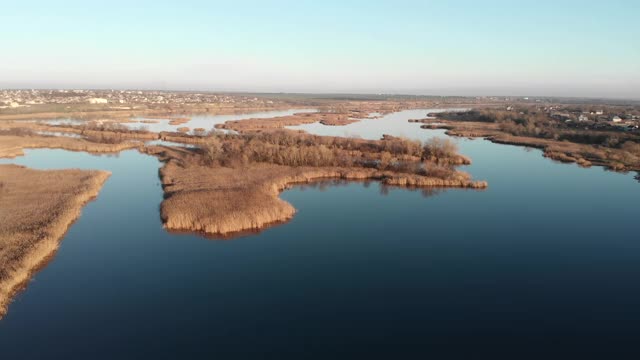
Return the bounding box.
[0,164,110,318]
[488,134,640,171]
[0,135,142,158]
[168,117,191,126]
[419,117,640,171]
[0,103,295,122]
[216,112,362,132]
[0,120,158,151]
[144,130,487,237]
[318,115,359,126]
[215,100,440,133]
[0,110,141,121]
[216,112,322,132]
[156,160,485,236]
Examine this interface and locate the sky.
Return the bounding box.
[1,0,639,98]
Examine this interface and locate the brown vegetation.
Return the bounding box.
[143,131,486,237]
[0,100,295,122]
[421,137,471,165]
[215,111,394,133]
[0,134,141,158]
[168,117,191,126]
[0,119,161,153]
[215,112,323,132]
[76,121,157,143]
[0,165,110,318]
[215,100,446,133]
[421,109,640,171]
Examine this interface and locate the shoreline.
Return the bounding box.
[0,165,111,318]
[416,119,640,173]
[0,134,143,159]
[145,130,487,237]
[158,162,487,237]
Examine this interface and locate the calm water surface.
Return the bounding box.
[1,109,639,359]
[38,108,317,134]
[131,108,316,133]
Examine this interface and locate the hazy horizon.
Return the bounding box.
[2,0,638,99]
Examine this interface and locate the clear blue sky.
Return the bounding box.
[1,0,638,98]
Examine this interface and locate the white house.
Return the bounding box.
[88,98,108,104]
[578,114,589,122]
[611,116,622,123]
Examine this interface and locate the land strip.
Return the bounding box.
[0,164,110,318]
[144,131,486,237]
[418,108,640,172]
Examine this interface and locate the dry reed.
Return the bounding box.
[0,164,110,318]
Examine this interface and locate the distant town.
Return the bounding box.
[1,89,638,133]
[0,89,278,109]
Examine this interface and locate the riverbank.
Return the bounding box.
[155,160,486,237]
[0,101,297,122]
[215,112,358,132]
[145,131,487,237]
[0,164,110,318]
[214,101,444,133]
[417,115,640,172]
[0,134,142,158]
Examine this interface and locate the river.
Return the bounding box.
[1,109,639,358]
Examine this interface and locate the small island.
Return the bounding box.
[144,131,487,237]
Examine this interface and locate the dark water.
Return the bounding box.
[1,109,639,359]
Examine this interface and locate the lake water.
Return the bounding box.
[37,108,317,135]
[130,108,317,133]
[1,109,639,358]
[35,131,83,138]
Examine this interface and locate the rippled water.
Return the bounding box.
[1,109,639,358]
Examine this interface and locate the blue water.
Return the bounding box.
[0,109,639,359]
[130,108,317,133]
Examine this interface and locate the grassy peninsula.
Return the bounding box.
[418,107,640,172]
[0,164,110,318]
[145,131,486,237]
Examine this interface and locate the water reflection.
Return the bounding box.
[128,108,316,133]
[298,179,449,198]
[35,131,83,139]
[1,108,640,357]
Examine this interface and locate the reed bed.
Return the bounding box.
[168,117,190,126]
[146,130,487,237]
[0,135,142,158]
[215,100,432,133]
[0,164,110,318]
[425,110,640,172]
[158,161,485,236]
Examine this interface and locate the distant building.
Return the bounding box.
[595,110,604,115]
[578,114,589,122]
[611,116,622,123]
[88,98,108,104]
[551,112,572,121]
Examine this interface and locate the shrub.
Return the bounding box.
[422,137,458,160]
